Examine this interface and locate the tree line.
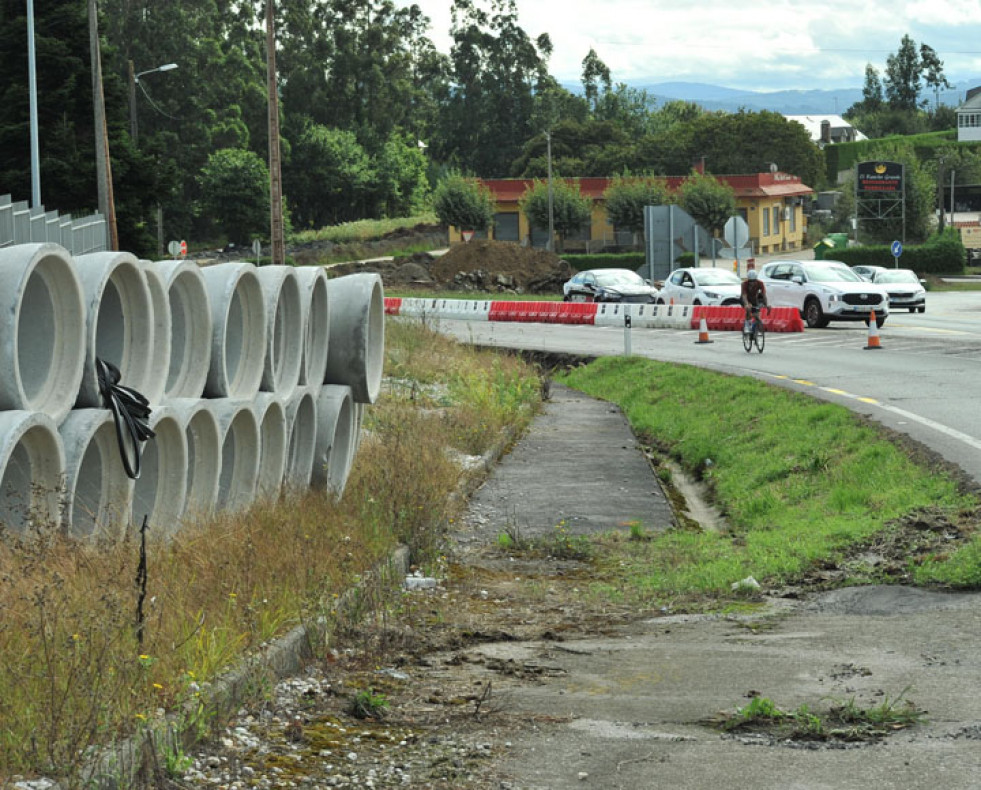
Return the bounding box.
[0,1,971,256]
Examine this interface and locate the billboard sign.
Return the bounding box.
[857,161,903,195]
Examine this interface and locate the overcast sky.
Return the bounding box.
[395,0,981,94]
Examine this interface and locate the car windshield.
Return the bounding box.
[692,270,740,286]
[595,270,644,287]
[802,263,864,283]
[874,270,919,284]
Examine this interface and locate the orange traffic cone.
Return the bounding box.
[864,312,882,350]
[695,316,713,344]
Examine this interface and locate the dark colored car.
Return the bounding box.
[562,269,659,303]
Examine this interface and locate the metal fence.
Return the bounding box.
[0,195,107,255]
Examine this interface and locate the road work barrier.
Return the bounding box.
[0,243,381,542]
[691,305,804,333]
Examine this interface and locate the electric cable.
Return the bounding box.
[96,357,155,480]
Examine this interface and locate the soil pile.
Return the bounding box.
[330,240,574,295]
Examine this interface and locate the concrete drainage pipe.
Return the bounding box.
[169,399,221,521]
[73,251,155,409]
[131,405,187,537]
[255,266,303,397]
[284,385,318,490]
[0,243,86,423]
[324,273,384,404]
[148,260,212,401]
[253,393,287,501]
[210,400,260,514]
[59,409,135,540]
[200,263,266,400]
[137,261,172,408]
[0,411,65,532]
[294,266,330,388]
[312,384,355,498]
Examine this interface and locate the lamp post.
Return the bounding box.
[27,0,41,208]
[128,61,177,145]
[546,129,554,252]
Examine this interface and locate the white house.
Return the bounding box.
[956,87,981,143]
[784,114,867,148]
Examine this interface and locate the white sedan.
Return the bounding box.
[657,267,743,306]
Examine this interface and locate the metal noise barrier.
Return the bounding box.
[0,246,380,541]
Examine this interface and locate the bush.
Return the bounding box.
[562,253,646,272]
[828,228,965,274]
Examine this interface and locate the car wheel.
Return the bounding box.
[803,298,828,329]
[909,308,916,313]
[656,297,666,305]
[692,299,701,306]
[918,306,926,313]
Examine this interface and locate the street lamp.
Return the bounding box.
[128,61,178,144]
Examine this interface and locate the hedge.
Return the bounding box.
[562,253,646,272]
[824,229,966,274]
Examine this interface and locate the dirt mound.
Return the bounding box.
[329,240,573,295]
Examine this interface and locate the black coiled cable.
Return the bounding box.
[96,357,155,480]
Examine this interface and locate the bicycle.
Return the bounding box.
[742,306,766,353]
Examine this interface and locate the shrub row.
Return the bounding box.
[828,229,966,274]
[562,252,646,272]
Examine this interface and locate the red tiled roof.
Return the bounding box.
[480,173,813,201]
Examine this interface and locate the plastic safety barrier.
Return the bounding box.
[691,305,804,333]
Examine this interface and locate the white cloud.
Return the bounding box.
[395,0,981,92]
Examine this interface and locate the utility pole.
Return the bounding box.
[27,0,41,208]
[88,0,117,250]
[546,130,554,252]
[937,157,946,234]
[266,0,286,266]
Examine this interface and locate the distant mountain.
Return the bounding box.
[573,79,981,116]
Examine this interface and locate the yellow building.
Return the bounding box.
[452,173,813,255]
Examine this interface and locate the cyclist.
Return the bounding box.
[740,268,770,333]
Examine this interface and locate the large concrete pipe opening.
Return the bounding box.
[256,266,303,397]
[0,411,65,532]
[73,252,155,409]
[254,394,287,501]
[60,410,134,540]
[210,401,260,513]
[284,386,317,490]
[324,273,384,404]
[294,266,330,387]
[170,399,221,521]
[150,261,212,401]
[312,384,355,498]
[131,406,187,537]
[137,262,172,408]
[201,263,266,400]
[0,243,86,423]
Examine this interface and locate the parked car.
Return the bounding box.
[758,259,889,328]
[851,265,889,282]
[870,268,926,313]
[562,269,659,303]
[657,267,743,306]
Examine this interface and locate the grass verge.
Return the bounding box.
[0,319,541,784]
[558,355,981,601]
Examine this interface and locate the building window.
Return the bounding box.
[789,204,797,233]
[763,206,770,236]
[493,212,520,242]
[773,207,781,234]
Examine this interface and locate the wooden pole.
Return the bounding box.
[266,1,285,266]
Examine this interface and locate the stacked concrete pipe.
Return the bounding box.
[255,266,303,398]
[73,251,155,409]
[149,260,213,401]
[0,411,65,532]
[0,243,86,423]
[0,244,385,540]
[200,262,266,400]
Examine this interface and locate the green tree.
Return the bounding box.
[603,175,670,236]
[374,133,431,218]
[432,173,496,231]
[677,172,736,237]
[283,122,376,228]
[580,48,611,114]
[884,34,921,112]
[919,43,952,111]
[197,148,269,244]
[518,179,592,252]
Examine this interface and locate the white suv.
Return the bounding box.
[759,260,889,328]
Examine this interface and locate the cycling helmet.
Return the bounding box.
[747,269,758,280]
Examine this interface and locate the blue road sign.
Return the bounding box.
[891,240,903,258]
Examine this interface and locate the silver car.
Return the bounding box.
[657,267,742,306]
[562,269,659,303]
[871,268,926,313]
[759,259,889,328]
